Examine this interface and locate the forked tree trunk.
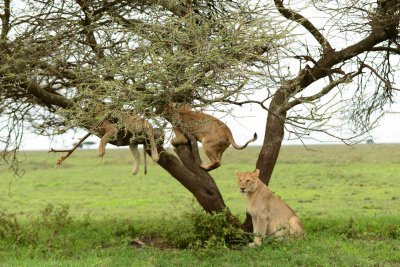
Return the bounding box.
[106,95,288,233]
[105,89,289,233]
[156,146,227,213]
[147,135,238,223]
[107,90,290,233]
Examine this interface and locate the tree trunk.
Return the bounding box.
[242,89,288,232]
[156,145,228,213]
[109,131,230,214]
[157,137,241,224]
[256,89,288,186]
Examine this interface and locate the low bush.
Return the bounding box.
[0,204,71,248]
[163,208,248,249]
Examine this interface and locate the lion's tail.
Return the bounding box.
[229,132,257,150]
[143,143,148,175]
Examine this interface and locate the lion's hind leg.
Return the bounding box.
[200,148,221,171]
[288,216,305,235]
[145,128,159,162]
[200,141,228,171]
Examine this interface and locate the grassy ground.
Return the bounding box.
[0,144,399,266]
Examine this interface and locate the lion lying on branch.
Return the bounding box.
[51,108,163,175]
[95,112,163,175]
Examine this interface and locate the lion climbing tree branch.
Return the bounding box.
[49,132,91,166]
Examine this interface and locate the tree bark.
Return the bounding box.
[256,89,288,186]
[157,145,228,213]
[109,130,230,214]
[254,0,399,187]
[242,89,288,232]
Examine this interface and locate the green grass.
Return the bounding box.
[0,144,399,266]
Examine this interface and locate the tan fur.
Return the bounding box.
[236,169,304,246]
[164,103,257,171]
[126,127,164,175]
[95,111,161,175]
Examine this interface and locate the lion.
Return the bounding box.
[126,127,164,175]
[163,103,257,171]
[236,169,304,246]
[95,111,162,175]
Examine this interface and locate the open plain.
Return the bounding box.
[0,144,399,266]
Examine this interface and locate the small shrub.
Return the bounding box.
[384,224,400,239]
[0,210,26,244]
[112,220,137,238]
[165,208,247,249]
[39,204,71,228]
[0,204,71,248]
[342,217,359,239]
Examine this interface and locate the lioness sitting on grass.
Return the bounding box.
[236,169,304,246]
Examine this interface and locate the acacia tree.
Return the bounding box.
[1,1,399,228]
[0,0,288,218]
[257,0,399,185]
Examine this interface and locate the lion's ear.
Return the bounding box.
[235,170,241,177]
[254,169,260,177]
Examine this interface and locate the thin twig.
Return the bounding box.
[49,132,91,166]
[361,62,393,95]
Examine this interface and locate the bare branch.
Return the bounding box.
[0,0,10,40]
[49,132,91,166]
[361,62,395,96]
[286,67,364,111]
[222,97,272,111]
[274,0,333,53]
[369,45,400,54]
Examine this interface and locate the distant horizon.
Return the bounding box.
[18,141,400,152]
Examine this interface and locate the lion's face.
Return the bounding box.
[236,169,260,194]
